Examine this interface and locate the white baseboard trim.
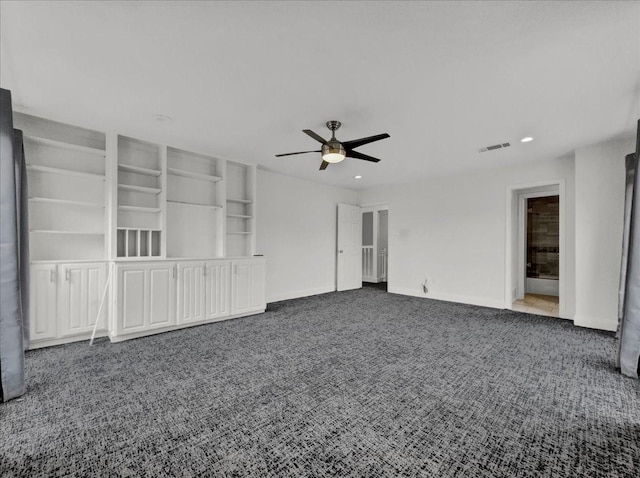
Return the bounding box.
[29,331,109,350]
[573,315,617,332]
[267,286,336,303]
[389,286,505,309]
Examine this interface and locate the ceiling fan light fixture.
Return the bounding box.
[322,143,346,163]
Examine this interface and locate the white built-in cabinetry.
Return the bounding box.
[15,113,266,349]
[29,262,109,346]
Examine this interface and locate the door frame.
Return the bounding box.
[505,180,566,318]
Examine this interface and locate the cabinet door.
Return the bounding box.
[176,262,205,324]
[231,259,266,315]
[58,263,108,337]
[117,265,147,334]
[148,263,176,329]
[29,264,58,341]
[116,263,176,336]
[249,260,266,310]
[205,261,230,320]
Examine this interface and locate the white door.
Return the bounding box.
[58,263,108,337]
[176,262,206,324]
[337,203,362,291]
[29,264,58,341]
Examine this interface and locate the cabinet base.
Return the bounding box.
[108,309,266,343]
[29,331,109,350]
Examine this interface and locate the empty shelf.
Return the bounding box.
[227,231,252,235]
[118,205,162,213]
[118,163,162,176]
[227,214,252,219]
[167,200,220,210]
[24,135,106,157]
[168,167,221,182]
[226,198,253,204]
[30,230,104,235]
[27,165,105,180]
[118,184,162,195]
[29,197,104,208]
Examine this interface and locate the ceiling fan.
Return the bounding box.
[275,121,390,170]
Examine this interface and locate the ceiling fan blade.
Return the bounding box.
[343,133,390,150]
[303,129,329,145]
[319,160,330,170]
[275,150,321,157]
[346,150,381,163]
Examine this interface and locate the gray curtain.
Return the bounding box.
[0,88,28,402]
[617,120,640,378]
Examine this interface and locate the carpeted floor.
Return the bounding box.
[1,287,639,477]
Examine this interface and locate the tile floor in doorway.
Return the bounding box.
[512,293,560,317]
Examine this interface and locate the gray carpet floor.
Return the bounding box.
[1,287,639,477]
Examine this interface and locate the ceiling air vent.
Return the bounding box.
[479,142,511,153]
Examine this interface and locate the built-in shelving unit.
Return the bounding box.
[16,113,107,261]
[19,112,265,350]
[225,161,255,257]
[166,147,224,258]
[116,136,163,257]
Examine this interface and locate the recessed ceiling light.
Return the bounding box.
[154,114,172,123]
[520,136,534,143]
[354,175,362,179]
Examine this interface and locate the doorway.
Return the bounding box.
[362,206,388,291]
[506,182,566,318]
[513,195,560,317]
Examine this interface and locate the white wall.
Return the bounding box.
[256,169,357,303]
[359,157,576,312]
[574,136,634,331]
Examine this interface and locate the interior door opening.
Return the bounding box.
[508,184,564,318]
[361,206,388,291]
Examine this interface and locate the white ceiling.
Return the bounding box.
[1,1,638,190]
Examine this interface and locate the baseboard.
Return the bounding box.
[109,309,266,343]
[29,331,109,350]
[573,315,618,332]
[389,286,505,309]
[267,286,335,303]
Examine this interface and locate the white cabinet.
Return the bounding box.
[112,258,263,342]
[176,262,206,324]
[231,258,266,315]
[205,261,231,320]
[115,262,176,336]
[58,263,108,337]
[29,264,58,341]
[176,260,231,324]
[29,262,108,348]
